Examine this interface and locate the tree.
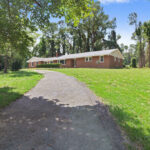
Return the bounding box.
[67,1,116,53]
[0,0,93,73]
[103,30,121,52]
[39,37,47,57]
[129,12,145,68]
[131,57,137,68]
[143,21,150,68]
[0,0,36,73]
[32,2,117,58]
[82,1,116,51]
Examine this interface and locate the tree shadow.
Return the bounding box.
[10,70,40,78]
[0,95,149,150]
[0,87,22,108]
[0,96,126,150]
[110,106,150,150]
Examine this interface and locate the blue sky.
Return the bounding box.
[39,0,150,47]
[100,0,150,46]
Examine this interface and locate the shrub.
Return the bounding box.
[0,56,4,71]
[37,63,61,68]
[131,57,137,68]
[11,59,22,71]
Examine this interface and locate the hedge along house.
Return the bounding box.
[27,49,124,68]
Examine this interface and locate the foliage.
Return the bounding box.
[0,56,4,71]
[32,1,116,57]
[53,68,150,150]
[0,0,36,73]
[129,12,145,68]
[0,70,43,107]
[131,57,137,68]
[0,0,93,73]
[37,63,61,68]
[11,58,22,71]
[104,30,121,52]
[143,21,150,68]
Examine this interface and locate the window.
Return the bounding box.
[60,60,66,65]
[114,57,117,62]
[85,57,92,62]
[31,62,34,67]
[36,62,38,66]
[50,61,53,64]
[100,56,104,63]
[118,58,120,63]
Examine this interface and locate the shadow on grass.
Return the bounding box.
[110,106,150,150]
[10,70,39,77]
[0,87,22,108]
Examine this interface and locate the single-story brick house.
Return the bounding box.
[27,49,124,68]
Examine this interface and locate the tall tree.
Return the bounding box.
[0,0,93,73]
[39,37,47,57]
[82,1,116,51]
[103,30,121,51]
[129,12,145,67]
[143,21,150,68]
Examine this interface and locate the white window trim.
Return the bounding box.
[100,56,104,63]
[85,57,92,62]
[31,62,34,67]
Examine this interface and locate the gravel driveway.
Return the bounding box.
[0,70,126,150]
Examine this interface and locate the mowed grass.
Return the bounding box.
[53,68,150,150]
[0,70,43,108]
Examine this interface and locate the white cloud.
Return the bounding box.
[100,0,130,4]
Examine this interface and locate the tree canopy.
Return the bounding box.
[0,0,93,72]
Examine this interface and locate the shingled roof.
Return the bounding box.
[27,49,123,63]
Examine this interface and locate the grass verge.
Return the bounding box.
[0,70,43,108]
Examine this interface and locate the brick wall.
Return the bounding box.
[61,59,74,68]
[75,56,122,68]
[109,56,123,68]
[28,55,123,68]
[28,61,44,68]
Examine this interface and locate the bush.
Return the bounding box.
[131,57,137,68]
[0,56,4,71]
[11,59,22,71]
[37,63,61,68]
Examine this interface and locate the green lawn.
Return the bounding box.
[0,70,43,108]
[53,68,150,150]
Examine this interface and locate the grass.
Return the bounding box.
[52,68,150,150]
[0,70,43,108]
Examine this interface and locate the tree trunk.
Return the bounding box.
[148,41,150,68]
[86,31,90,52]
[4,55,8,73]
[73,36,75,54]
[62,35,66,55]
[139,38,143,68]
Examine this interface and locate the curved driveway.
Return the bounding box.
[0,70,126,150]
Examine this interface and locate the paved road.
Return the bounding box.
[0,70,126,150]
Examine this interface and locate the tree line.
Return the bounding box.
[0,0,92,73]
[125,12,150,68]
[32,2,122,58]
[1,0,150,73]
